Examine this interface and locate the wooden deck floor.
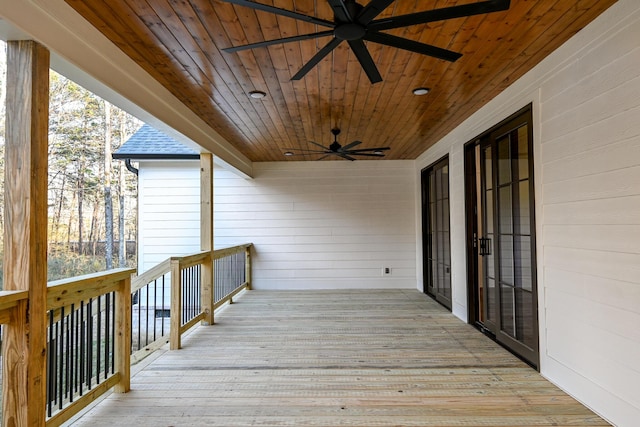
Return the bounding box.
[68,290,609,426]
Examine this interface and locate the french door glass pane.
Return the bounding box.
[486,278,495,322]
[485,189,494,234]
[518,128,529,180]
[501,284,515,337]
[498,185,513,234]
[497,137,511,186]
[500,235,514,286]
[516,288,536,348]
[484,146,493,190]
[518,180,530,234]
[515,235,532,290]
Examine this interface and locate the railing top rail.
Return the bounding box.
[172,251,210,270]
[131,243,253,290]
[131,258,171,292]
[212,243,252,260]
[0,289,29,313]
[47,268,136,311]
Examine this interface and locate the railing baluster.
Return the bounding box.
[58,306,64,410]
[80,300,85,396]
[153,277,158,341]
[87,297,93,389]
[161,275,166,337]
[104,293,110,380]
[47,311,54,417]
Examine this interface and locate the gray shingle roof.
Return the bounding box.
[113,124,199,159]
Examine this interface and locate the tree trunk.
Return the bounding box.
[53,173,66,240]
[67,189,76,245]
[89,199,101,256]
[104,102,114,269]
[77,169,84,254]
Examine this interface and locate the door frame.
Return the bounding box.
[421,155,452,310]
[463,104,539,368]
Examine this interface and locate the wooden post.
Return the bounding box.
[245,246,252,290]
[200,153,214,324]
[2,40,50,427]
[169,259,182,350]
[114,275,132,393]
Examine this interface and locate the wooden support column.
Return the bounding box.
[245,246,252,290]
[200,153,214,325]
[170,259,182,350]
[2,40,50,427]
[114,275,132,393]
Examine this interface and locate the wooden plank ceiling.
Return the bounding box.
[64,0,617,162]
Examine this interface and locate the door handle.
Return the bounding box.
[479,237,492,256]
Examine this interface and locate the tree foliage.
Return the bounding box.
[0,41,141,286]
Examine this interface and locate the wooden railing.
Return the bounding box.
[0,243,252,426]
[130,243,253,352]
[213,244,252,309]
[44,268,134,427]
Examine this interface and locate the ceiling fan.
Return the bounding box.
[284,128,390,160]
[221,0,511,83]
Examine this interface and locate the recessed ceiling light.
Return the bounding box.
[412,87,430,96]
[284,151,294,156]
[248,90,267,99]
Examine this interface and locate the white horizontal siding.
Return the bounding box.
[214,160,416,289]
[137,161,201,273]
[414,1,640,424]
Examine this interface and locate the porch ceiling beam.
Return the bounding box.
[3,40,49,427]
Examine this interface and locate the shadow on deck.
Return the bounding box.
[67,289,609,426]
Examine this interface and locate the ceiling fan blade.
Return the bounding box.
[370,0,510,31]
[221,0,335,28]
[340,140,362,151]
[283,148,330,153]
[346,152,386,157]
[292,38,342,80]
[339,153,357,161]
[307,140,331,150]
[317,154,331,160]
[327,0,352,22]
[365,32,461,62]
[347,40,382,84]
[356,0,395,25]
[347,146,390,153]
[224,31,334,53]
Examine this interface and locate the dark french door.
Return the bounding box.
[422,157,451,309]
[465,106,539,367]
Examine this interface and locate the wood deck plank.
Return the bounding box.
[67,290,609,426]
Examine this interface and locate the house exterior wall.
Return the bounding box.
[415,0,640,425]
[137,160,201,273]
[214,161,417,289]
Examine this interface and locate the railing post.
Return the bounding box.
[245,245,252,290]
[200,153,214,325]
[114,275,132,393]
[170,259,182,350]
[3,40,49,427]
[201,253,214,324]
